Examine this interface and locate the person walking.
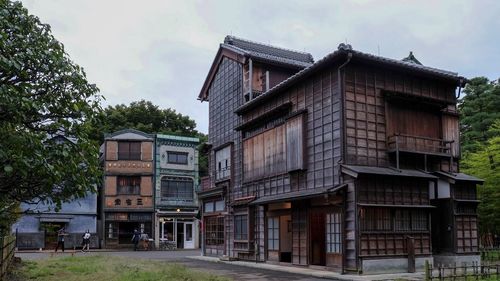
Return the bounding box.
[54,227,66,253]
[81,230,91,253]
[131,229,140,251]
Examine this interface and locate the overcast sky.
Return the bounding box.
[21,0,500,133]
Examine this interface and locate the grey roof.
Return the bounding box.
[235,44,465,114]
[434,171,484,183]
[104,129,154,140]
[223,35,314,68]
[250,184,346,205]
[342,165,438,179]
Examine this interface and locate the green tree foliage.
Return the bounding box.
[461,120,500,235]
[0,1,103,234]
[459,77,500,153]
[91,100,208,176]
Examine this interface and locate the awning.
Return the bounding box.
[250,184,346,205]
[341,165,437,179]
[434,171,484,184]
[39,217,72,223]
[231,196,256,206]
[197,186,225,199]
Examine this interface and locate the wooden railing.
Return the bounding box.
[387,134,453,156]
[0,236,16,280]
[425,260,500,280]
[200,176,212,191]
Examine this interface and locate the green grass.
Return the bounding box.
[10,255,230,281]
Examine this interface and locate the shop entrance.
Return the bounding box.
[40,222,66,249]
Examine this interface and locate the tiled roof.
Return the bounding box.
[235,44,465,114]
[223,35,314,68]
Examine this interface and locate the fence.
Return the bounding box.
[0,236,16,280]
[425,260,500,280]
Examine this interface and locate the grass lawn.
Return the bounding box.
[9,255,231,281]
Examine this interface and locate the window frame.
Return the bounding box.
[117,141,141,160]
[167,151,189,165]
[116,176,141,195]
[267,216,279,251]
[234,214,248,241]
[160,176,194,200]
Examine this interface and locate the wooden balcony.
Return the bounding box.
[387,134,453,157]
[215,166,231,182]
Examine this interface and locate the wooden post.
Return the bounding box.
[407,236,415,273]
[395,135,400,170]
[424,260,430,281]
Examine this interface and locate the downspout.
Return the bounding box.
[337,50,352,274]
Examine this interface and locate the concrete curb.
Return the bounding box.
[187,256,424,281]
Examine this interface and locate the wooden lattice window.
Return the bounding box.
[205,216,224,246]
[326,212,342,253]
[267,217,279,250]
[117,176,141,195]
[234,214,248,241]
[118,141,141,160]
[456,215,478,253]
[360,208,391,231]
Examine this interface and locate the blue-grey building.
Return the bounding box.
[154,134,200,249]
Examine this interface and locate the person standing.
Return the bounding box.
[131,229,140,251]
[81,230,91,253]
[54,227,66,252]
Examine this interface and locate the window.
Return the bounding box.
[161,177,193,199]
[118,141,141,160]
[215,146,231,180]
[234,214,248,241]
[204,202,214,213]
[205,216,224,246]
[267,217,279,250]
[117,176,141,195]
[326,212,342,253]
[161,220,174,241]
[360,208,391,231]
[167,152,188,165]
[215,200,225,211]
[204,200,225,213]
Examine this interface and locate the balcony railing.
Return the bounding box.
[215,166,231,181]
[387,134,453,156]
[200,176,212,191]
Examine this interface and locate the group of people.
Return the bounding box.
[54,227,91,253]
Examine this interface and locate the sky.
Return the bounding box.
[21,0,500,134]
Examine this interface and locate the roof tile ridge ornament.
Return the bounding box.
[224,35,314,57]
[402,51,423,65]
[337,43,353,51]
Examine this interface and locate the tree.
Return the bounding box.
[0,1,102,234]
[461,120,500,236]
[459,77,500,153]
[90,100,209,176]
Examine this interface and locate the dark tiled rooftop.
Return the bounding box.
[224,35,314,68]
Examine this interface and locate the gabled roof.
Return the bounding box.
[104,129,154,141]
[235,44,466,114]
[198,36,314,101]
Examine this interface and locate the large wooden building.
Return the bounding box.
[198,36,483,273]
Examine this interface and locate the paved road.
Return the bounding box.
[16,250,329,281]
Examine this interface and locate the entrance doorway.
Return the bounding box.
[310,212,326,266]
[184,222,194,249]
[41,222,66,249]
[176,222,184,248]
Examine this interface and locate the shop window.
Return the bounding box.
[167,151,188,165]
[205,216,224,246]
[161,220,174,241]
[326,212,342,253]
[234,214,248,241]
[118,141,141,160]
[267,217,279,250]
[117,176,141,195]
[161,177,193,199]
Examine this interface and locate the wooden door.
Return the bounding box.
[310,212,326,266]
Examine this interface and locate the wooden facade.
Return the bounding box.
[198,36,481,274]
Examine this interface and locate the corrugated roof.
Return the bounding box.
[342,165,437,179]
[224,35,314,66]
[235,44,465,114]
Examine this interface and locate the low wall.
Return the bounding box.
[16,232,99,250]
[361,256,433,274]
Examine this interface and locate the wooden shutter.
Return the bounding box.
[286,114,305,171]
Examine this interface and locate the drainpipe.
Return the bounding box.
[337,50,352,274]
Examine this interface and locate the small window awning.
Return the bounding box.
[231,196,256,206]
[39,217,73,223]
[341,165,437,179]
[434,171,484,184]
[249,184,346,205]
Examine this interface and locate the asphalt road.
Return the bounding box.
[16,250,329,281]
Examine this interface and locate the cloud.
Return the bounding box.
[21,0,500,133]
